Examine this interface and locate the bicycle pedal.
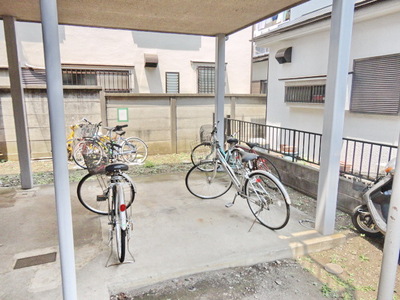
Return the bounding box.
[97,195,107,201]
[225,202,234,208]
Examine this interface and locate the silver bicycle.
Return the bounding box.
[78,146,136,265]
[185,124,291,230]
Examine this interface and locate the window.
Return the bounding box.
[22,67,131,92]
[251,80,267,94]
[198,66,215,93]
[350,53,400,115]
[62,69,97,86]
[166,72,179,93]
[285,84,325,103]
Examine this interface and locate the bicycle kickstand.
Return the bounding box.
[225,192,239,208]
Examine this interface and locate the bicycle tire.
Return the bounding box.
[77,173,136,215]
[124,137,148,164]
[191,142,214,166]
[113,185,126,262]
[185,160,232,199]
[121,140,137,163]
[255,155,281,181]
[227,148,243,172]
[245,171,290,230]
[72,139,103,169]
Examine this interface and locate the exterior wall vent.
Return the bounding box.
[275,47,292,64]
[144,54,158,68]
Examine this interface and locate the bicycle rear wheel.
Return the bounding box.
[191,142,214,166]
[185,161,232,199]
[245,171,290,230]
[255,155,281,181]
[77,173,136,215]
[125,137,148,164]
[113,185,127,262]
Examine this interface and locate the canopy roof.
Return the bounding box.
[0,0,307,36]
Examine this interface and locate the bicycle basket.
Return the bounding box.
[200,124,213,143]
[81,143,108,175]
[78,124,98,138]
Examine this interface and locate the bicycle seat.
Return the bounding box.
[245,142,260,149]
[105,163,129,173]
[115,130,126,136]
[241,152,258,162]
[227,137,238,144]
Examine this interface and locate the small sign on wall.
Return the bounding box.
[117,108,128,122]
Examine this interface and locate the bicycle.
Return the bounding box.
[191,128,281,181]
[66,118,93,160]
[185,124,291,230]
[101,124,148,164]
[73,122,148,168]
[78,145,136,264]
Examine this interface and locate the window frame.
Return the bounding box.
[165,72,180,94]
[350,53,400,115]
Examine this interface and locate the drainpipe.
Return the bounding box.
[40,0,77,299]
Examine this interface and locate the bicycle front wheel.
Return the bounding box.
[125,137,148,164]
[245,171,290,230]
[191,142,214,166]
[121,140,137,163]
[77,173,136,215]
[185,161,232,199]
[73,139,103,169]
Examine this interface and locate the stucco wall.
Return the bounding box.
[0,21,252,95]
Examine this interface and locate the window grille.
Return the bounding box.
[166,72,179,93]
[285,85,325,103]
[350,53,400,115]
[62,69,131,93]
[198,66,215,94]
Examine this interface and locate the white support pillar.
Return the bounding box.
[315,0,355,235]
[378,153,400,299]
[39,1,77,299]
[3,16,33,189]
[215,34,226,143]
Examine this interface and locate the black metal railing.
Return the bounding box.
[226,118,398,181]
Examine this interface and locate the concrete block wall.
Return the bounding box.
[106,94,267,155]
[0,90,266,159]
[0,86,102,160]
[263,153,363,214]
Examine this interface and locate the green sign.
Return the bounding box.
[117,108,128,122]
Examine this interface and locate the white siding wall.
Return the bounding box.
[260,4,400,145]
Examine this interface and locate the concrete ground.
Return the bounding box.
[0,173,345,299]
